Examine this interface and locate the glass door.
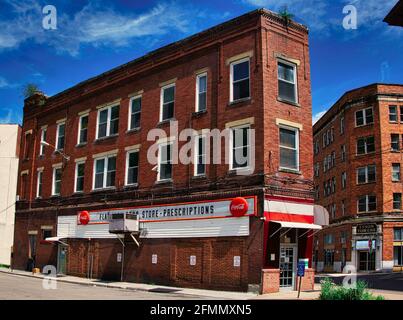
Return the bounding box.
[280,245,297,289]
[57,245,68,275]
[358,251,375,271]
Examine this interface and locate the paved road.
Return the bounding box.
[315,272,403,292]
[0,272,210,300]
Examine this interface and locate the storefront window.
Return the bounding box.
[324,250,334,267]
[394,228,403,241]
[394,246,403,266]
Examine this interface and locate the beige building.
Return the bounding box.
[0,124,21,266]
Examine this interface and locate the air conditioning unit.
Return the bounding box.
[109,213,139,234]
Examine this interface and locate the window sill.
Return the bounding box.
[354,123,374,129]
[357,181,376,186]
[192,174,207,180]
[279,168,302,175]
[73,191,84,196]
[94,134,119,143]
[356,152,376,157]
[155,179,173,185]
[227,167,253,176]
[91,187,116,193]
[192,110,207,118]
[50,195,61,198]
[157,119,176,127]
[75,142,87,148]
[391,150,401,153]
[277,97,300,107]
[126,127,141,134]
[228,97,251,107]
[124,183,139,189]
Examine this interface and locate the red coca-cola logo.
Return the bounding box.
[230,197,248,217]
[79,211,90,225]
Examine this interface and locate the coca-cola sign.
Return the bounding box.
[230,197,249,217]
[78,211,90,225]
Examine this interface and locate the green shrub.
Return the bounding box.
[319,278,384,300]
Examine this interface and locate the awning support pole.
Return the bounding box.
[308,229,322,238]
[299,229,313,238]
[269,226,283,238]
[279,228,292,238]
[130,233,140,247]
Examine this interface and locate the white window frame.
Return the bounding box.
[277,59,298,104]
[195,72,207,112]
[389,105,398,123]
[52,166,62,196]
[230,57,250,103]
[92,155,117,190]
[128,95,142,131]
[356,136,375,155]
[56,122,65,151]
[279,125,300,172]
[194,134,207,176]
[229,124,251,171]
[340,116,345,135]
[356,165,376,184]
[357,195,377,213]
[159,83,175,122]
[158,142,173,182]
[341,172,347,189]
[355,107,373,127]
[392,163,401,182]
[74,161,85,193]
[96,105,119,139]
[77,114,89,145]
[39,128,47,156]
[125,149,139,186]
[36,169,43,198]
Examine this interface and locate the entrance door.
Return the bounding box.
[57,245,68,275]
[358,251,375,271]
[280,245,297,289]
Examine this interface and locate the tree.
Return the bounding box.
[22,83,41,99]
[279,6,294,26]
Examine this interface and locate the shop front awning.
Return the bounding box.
[45,237,69,246]
[271,220,322,230]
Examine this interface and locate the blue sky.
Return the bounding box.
[0,0,402,124]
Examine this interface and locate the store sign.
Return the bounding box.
[356,223,377,234]
[77,197,256,225]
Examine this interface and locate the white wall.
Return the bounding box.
[0,124,20,266]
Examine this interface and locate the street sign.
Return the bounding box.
[297,261,305,277]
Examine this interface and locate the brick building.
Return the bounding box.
[313,84,403,273]
[13,9,322,293]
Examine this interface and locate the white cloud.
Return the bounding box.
[312,110,327,124]
[0,77,9,88]
[0,1,208,56]
[0,109,13,124]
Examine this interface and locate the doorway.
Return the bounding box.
[358,251,375,271]
[57,245,68,275]
[279,245,297,289]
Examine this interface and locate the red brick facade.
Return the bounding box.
[313,84,403,273]
[13,9,315,292]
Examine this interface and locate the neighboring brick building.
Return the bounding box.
[313,83,403,273]
[13,8,321,293]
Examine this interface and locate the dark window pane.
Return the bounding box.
[98,123,107,138]
[366,108,373,124]
[368,196,377,211]
[162,102,174,120]
[280,129,296,148]
[357,168,366,184]
[278,81,296,102]
[128,167,138,185]
[198,92,206,111]
[367,166,376,182]
[356,110,364,126]
[280,149,297,169]
[278,62,294,82]
[131,98,141,113]
[233,61,249,81]
[233,79,250,100]
[95,173,103,189]
[129,152,139,168]
[358,198,366,212]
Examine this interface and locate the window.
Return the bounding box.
[330,204,336,219]
[75,162,85,192]
[341,172,347,189]
[56,122,65,150]
[279,127,299,171]
[331,151,336,167]
[394,228,403,241]
[39,128,47,156]
[195,135,206,176]
[78,114,88,145]
[392,163,401,182]
[129,96,141,130]
[42,229,52,240]
[278,60,297,103]
[231,126,251,170]
[158,143,172,181]
[331,177,336,193]
[389,105,398,122]
[160,84,175,121]
[391,134,400,151]
[20,173,28,200]
[52,167,62,196]
[314,163,320,177]
[340,231,347,244]
[196,73,207,112]
[357,136,375,155]
[355,108,373,126]
[93,155,116,189]
[393,193,402,210]
[324,250,334,267]
[357,195,376,213]
[36,170,43,198]
[231,58,250,102]
[126,150,139,185]
[357,165,376,184]
[97,105,119,139]
[340,116,345,135]
[314,140,319,155]
[23,133,32,160]
[401,106,403,123]
[341,145,346,162]
[341,200,346,216]
[324,234,334,245]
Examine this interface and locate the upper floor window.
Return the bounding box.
[341,200,346,216]
[97,105,119,139]
[355,107,373,127]
[401,106,403,122]
[279,126,299,171]
[341,172,347,189]
[129,96,141,130]
[391,134,400,151]
[39,128,47,156]
[158,142,173,181]
[230,58,250,102]
[160,84,175,121]
[392,163,401,182]
[36,169,43,198]
[393,193,402,210]
[56,122,65,150]
[314,140,319,155]
[78,114,88,145]
[194,135,207,176]
[93,155,116,189]
[324,234,334,245]
[52,166,62,196]
[389,105,398,122]
[356,136,375,155]
[314,163,320,177]
[196,73,207,112]
[126,150,139,185]
[278,60,297,103]
[341,144,346,162]
[394,228,403,241]
[231,125,251,170]
[340,116,345,135]
[23,132,32,160]
[357,165,376,184]
[357,195,376,213]
[75,162,85,193]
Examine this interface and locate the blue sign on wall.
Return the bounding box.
[297,261,305,277]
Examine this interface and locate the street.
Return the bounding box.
[0,273,211,300]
